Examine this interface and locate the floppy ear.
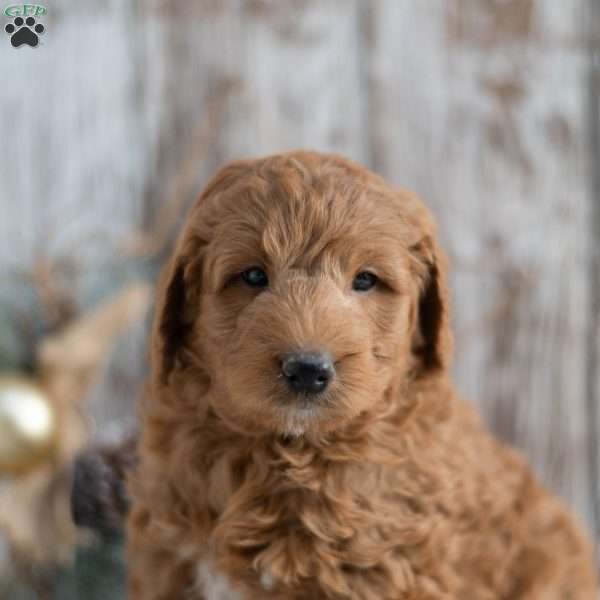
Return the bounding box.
[151,235,205,385]
[154,258,189,383]
[411,234,453,374]
[150,159,256,384]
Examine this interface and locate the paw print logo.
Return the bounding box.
[5,16,45,47]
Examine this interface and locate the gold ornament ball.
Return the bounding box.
[0,375,57,475]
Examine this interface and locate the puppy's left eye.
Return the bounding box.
[352,271,378,292]
[241,267,269,288]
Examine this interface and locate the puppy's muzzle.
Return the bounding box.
[281,351,334,395]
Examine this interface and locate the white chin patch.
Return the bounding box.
[278,404,319,437]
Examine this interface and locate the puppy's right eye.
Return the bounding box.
[241,267,269,288]
[352,271,378,292]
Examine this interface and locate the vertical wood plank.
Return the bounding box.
[367,0,596,540]
[0,4,146,304]
[0,2,151,430]
[586,0,600,562]
[230,0,366,162]
[126,0,367,244]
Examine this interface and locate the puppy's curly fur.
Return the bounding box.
[127,152,597,599]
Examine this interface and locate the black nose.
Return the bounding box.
[281,352,334,395]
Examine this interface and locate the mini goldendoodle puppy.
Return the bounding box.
[127,152,597,599]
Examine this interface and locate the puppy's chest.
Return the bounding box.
[196,559,248,600]
[192,493,418,598]
[191,450,434,598]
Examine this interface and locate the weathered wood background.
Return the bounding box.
[1,0,598,566]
